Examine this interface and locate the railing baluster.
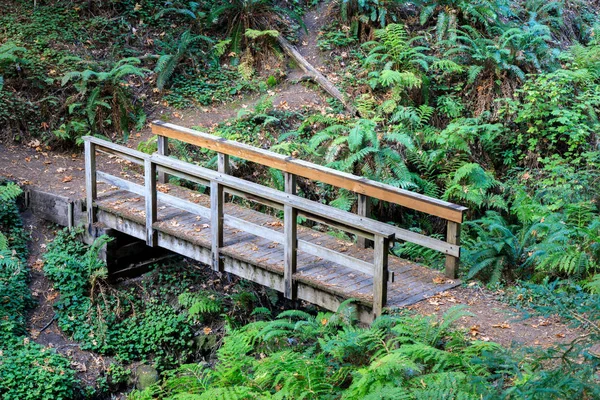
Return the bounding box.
[373,235,390,318]
[284,204,297,300]
[284,172,297,299]
[211,180,224,272]
[445,221,460,279]
[218,153,230,202]
[357,193,372,248]
[145,159,157,247]
[157,135,169,184]
[218,153,230,174]
[84,140,96,234]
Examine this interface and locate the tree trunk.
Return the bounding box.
[277,36,355,115]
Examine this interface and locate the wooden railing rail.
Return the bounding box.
[83,136,396,316]
[151,121,467,278]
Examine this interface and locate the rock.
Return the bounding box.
[136,365,159,390]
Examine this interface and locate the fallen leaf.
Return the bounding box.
[203,327,213,335]
[492,323,511,329]
[469,325,481,336]
[157,184,170,193]
[62,176,73,183]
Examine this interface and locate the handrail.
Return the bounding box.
[150,120,466,278]
[151,121,468,222]
[83,136,395,316]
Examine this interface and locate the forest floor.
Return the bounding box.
[0,2,591,390]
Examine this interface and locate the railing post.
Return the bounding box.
[211,180,224,272]
[357,193,372,248]
[84,140,96,235]
[67,201,74,231]
[445,221,460,279]
[157,135,169,184]
[284,172,297,299]
[218,153,230,175]
[373,235,390,318]
[145,159,157,247]
[218,153,230,202]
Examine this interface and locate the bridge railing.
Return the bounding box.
[84,136,399,316]
[151,121,467,279]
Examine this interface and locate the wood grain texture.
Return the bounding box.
[157,135,169,183]
[150,123,467,222]
[445,221,461,279]
[84,140,97,233]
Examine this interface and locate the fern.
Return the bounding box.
[179,291,223,321]
[0,182,22,202]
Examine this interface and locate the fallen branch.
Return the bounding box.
[277,36,355,115]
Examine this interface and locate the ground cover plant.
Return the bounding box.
[128,301,600,399]
[0,182,80,400]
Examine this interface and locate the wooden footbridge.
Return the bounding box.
[83,121,467,320]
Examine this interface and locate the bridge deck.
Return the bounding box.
[95,181,459,311]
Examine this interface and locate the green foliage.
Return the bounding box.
[502,41,600,161]
[363,24,428,90]
[208,0,304,61]
[337,0,404,29]
[0,337,80,400]
[164,67,256,108]
[43,230,194,369]
[463,212,537,283]
[179,290,223,321]
[155,30,213,90]
[506,279,600,334]
[129,301,600,399]
[0,42,26,92]
[0,182,79,400]
[58,58,149,143]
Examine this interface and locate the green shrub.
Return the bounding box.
[0,182,79,400]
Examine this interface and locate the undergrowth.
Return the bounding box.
[0,181,79,400]
[129,301,600,399]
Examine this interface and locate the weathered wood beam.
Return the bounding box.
[445,221,460,279]
[157,135,169,183]
[149,124,467,223]
[211,180,224,272]
[84,140,97,234]
[373,235,390,318]
[276,36,355,115]
[144,159,157,247]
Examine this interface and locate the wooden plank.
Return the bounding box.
[157,135,169,183]
[144,159,157,247]
[84,140,96,233]
[357,194,372,248]
[284,204,297,300]
[445,221,460,279]
[211,180,224,272]
[84,136,148,161]
[157,165,210,187]
[97,147,144,166]
[151,122,467,223]
[372,236,389,317]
